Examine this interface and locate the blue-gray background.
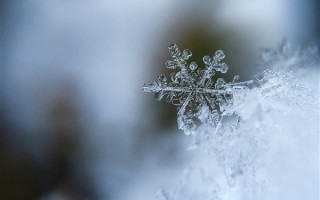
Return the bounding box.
[1,1,319,199]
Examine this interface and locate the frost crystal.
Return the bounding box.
[143,43,319,200]
[143,44,254,135]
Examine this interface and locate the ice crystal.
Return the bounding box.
[143,43,319,200]
[143,44,254,135]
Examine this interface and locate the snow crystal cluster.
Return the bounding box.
[143,44,319,200]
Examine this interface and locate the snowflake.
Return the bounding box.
[143,44,254,135]
[143,43,319,200]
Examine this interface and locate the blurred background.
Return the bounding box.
[1,0,319,199]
